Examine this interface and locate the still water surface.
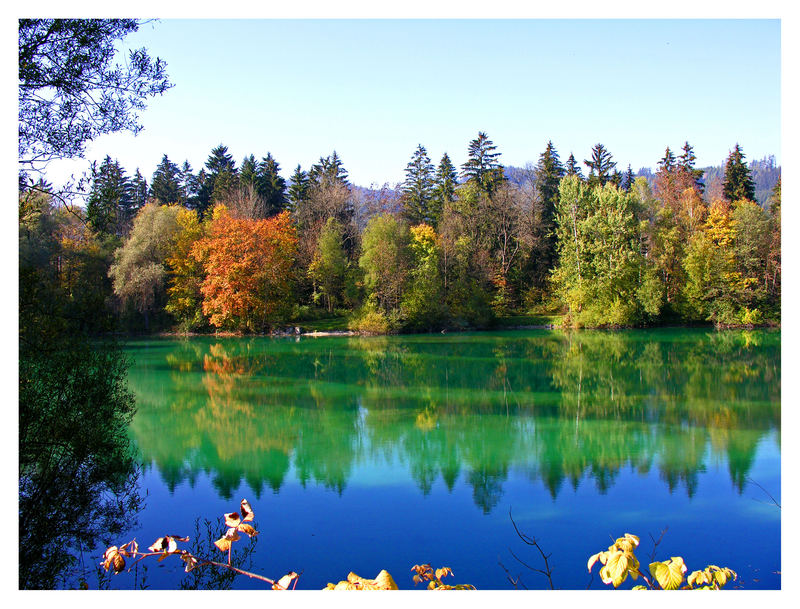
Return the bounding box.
[121,329,780,589]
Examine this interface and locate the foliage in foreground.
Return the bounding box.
[588,533,737,590]
[101,500,741,591]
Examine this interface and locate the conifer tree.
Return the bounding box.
[431,153,458,227]
[678,141,705,193]
[722,144,756,203]
[196,144,237,215]
[309,151,349,187]
[584,144,616,188]
[535,141,565,221]
[149,154,181,204]
[658,147,677,173]
[402,144,436,225]
[86,155,132,237]
[461,132,504,195]
[621,165,634,193]
[287,165,309,214]
[257,153,287,216]
[130,169,149,213]
[565,153,584,179]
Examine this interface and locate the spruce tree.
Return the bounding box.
[178,160,199,208]
[535,141,565,222]
[149,154,181,204]
[678,141,705,193]
[402,144,435,225]
[196,144,237,215]
[287,165,309,214]
[584,143,616,188]
[431,153,458,227]
[130,168,149,213]
[257,153,287,216]
[461,131,504,195]
[722,144,756,202]
[565,153,584,179]
[621,164,634,193]
[86,155,132,237]
[658,147,677,173]
[309,151,349,187]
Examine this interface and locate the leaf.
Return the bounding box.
[224,512,241,528]
[214,537,232,552]
[101,547,126,574]
[180,551,199,572]
[587,551,604,572]
[238,524,258,537]
[632,585,647,590]
[649,557,687,590]
[273,571,299,590]
[687,570,711,588]
[240,499,255,522]
[600,550,630,588]
[615,534,640,553]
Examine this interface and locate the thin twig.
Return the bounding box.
[746,477,780,508]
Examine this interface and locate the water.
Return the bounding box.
[118,328,780,589]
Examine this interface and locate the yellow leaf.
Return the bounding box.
[238,524,258,537]
[602,550,630,588]
[649,558,687,590]
[101,547,126,574]
[224,512,241,528]
[214,537,232,552]
[632,585,647,590]
[587,552,604,572]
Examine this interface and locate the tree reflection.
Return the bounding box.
[125,329,779,514]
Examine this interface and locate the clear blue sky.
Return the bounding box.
[43,19,781,189]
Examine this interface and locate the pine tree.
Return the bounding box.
[257,153,287,216]
[309,151,349,187]
[149,154,181,204]
[461,131,504,195]
[584,144,616,188]
[402,144,435,225]
[678,141,705,193]
[178,160,199,208]
[287,165,309,214]
[658,147,677,173]
[621,165,634,193]
[86,155,132,237]
[535,141,565,222]
[565,153,584,179]
[197,144,237,215]
[431,153,458,227]
[722,144,756,203]
[130,169,149,213]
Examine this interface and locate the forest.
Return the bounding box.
[20,134,782,335]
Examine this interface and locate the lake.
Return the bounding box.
[117,328,780,590]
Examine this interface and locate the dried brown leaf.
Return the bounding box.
[240,499,255,522]
[238,524,258,537]
[273,572,299,590]
[224,512,241,528]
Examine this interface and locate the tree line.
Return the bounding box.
[22,133,781,334]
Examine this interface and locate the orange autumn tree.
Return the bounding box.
[192,206,297,332]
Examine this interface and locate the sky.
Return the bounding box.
[36,18,781,191]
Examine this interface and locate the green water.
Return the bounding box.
[122,328,780,589]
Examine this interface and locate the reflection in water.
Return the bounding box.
[126,329,779,512]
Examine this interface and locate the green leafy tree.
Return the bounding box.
[461,132,504,195]
[308,217,348,313]
[165,208,207,330]
[109,203,182,330]
[18,19,171,176]
[402,144,436,225]
[359,214,411,315]
[401,223,447,330]
[722,144,756,203]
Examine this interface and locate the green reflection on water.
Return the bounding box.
[126,329,780,507]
